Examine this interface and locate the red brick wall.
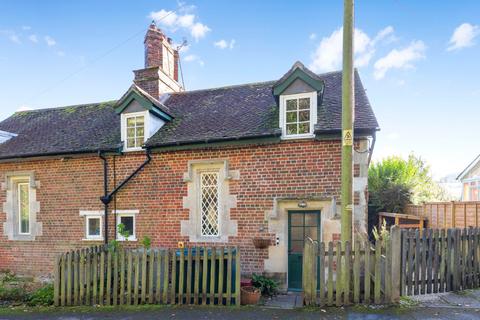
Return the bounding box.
[0,139,342,277]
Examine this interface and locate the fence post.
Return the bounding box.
[54,254,61,306]
[302,237,317,306]
[390,226,401,303]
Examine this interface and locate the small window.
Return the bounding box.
[117,213,136,241]
[200,171,220,237]
[281,92,316,139]
[17,182,30,235]
[86,216,102,240]
[125,114,145,150]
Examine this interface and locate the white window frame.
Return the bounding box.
[198,170,221,237]
[17,182,31,235]
[115,210,138,241]
[80,211,104,241]
[279,92,317,139]
[121,111,149,152]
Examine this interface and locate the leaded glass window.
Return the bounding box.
[200,172,220,237]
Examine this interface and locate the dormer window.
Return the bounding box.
[125,113,145,150]
[280,92,317,139]
[116,84,173,152]
[273,62,323,140]
[121,111,148,151]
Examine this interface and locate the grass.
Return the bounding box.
[0,304,248,316]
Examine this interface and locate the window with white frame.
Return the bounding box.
[80,211,103,240]
[17,182,30,235]
[199,171,220,237]
[122,112,146,151]
[3,173,41,241]
[116,211,137,241]
[280,92,317,138]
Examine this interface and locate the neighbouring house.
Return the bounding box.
[0,22,379,290]
[458,154,480,201]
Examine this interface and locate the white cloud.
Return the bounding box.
[17,105,32,112]
[149,4,211,42]
[190,22,210,41]
[214,39,235,50]
[177,14,195,28]
[373,40,426,80]
[309,26,394,72]
[21,26,31,31]
[184,54,204,66]
[44,35,56,46]
[9,34,20,44]
[309,33,317,40]
[0,30,21,44]
[56,50,65,57]
[447,23,479,51]
[28,34,38,43]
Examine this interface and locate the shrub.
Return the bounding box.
[251,274,278,297]
[0,270,18,284]
[0,285,27,301]
[141,236,151,249]
[27,284,54,306]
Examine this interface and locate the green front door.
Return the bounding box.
[288,210,320,290]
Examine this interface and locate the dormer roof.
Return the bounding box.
[273,61,324,96]
[115,84,173,121]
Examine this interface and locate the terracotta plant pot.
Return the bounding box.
[252,237,270,249]
[241,286,261,305]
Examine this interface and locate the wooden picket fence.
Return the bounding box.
[53,245,241,306]
[303,226,402,306]
[303,226,480,306]
[401,228,480,295]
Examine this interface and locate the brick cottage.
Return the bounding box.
[0,23,378,290]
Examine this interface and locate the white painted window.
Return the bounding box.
[199,171,220,237]
[17,182,30,235]
[80,211,103,241]
[116,210,138,241]
[86,216,102,240]
[126,114,145,150]
[279,92,317,139]
[121,111,148,152]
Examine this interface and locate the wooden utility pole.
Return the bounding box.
[341,0,354,244]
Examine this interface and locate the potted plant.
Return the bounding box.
[252,237,270,249]
[252,273,278,297]
[240,286,261,305]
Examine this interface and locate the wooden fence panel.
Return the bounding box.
[405,202,480,230]
[54,246,240,307]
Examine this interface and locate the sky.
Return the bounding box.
[0,0,479,179]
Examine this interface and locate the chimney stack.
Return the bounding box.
[133,22,182,98]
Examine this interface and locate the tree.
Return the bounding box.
[368,154,447,213]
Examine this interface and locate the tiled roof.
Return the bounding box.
[146,70,379,147]
[0,101,121,159]
[0,70,378,159]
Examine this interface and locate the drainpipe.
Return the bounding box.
[367,131,377,165]
[99,149,152,244]
[99,151,109,244]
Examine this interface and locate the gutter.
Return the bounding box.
[0,148,120,161]
[146,131,282,149]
